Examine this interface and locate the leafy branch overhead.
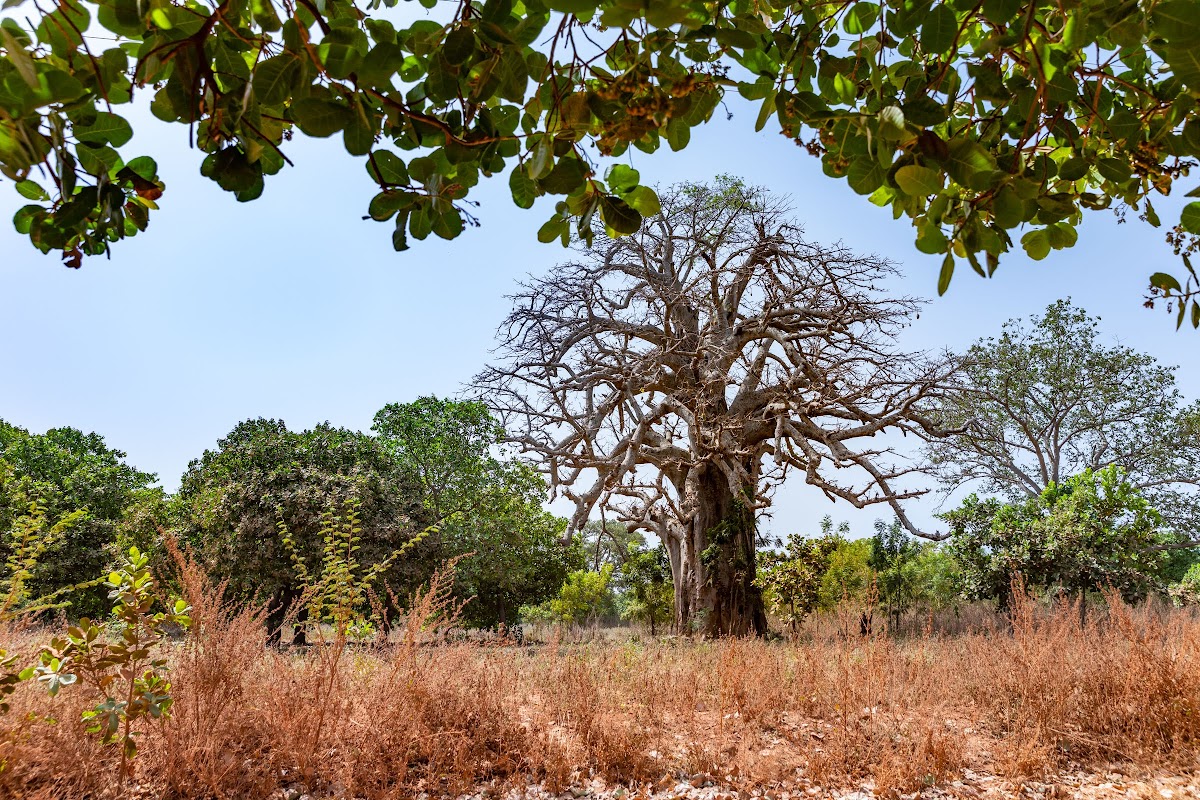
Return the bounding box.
[2,0,1200,319]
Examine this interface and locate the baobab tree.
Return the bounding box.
[475,180,953,636]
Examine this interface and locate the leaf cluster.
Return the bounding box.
[3,0,1200,314]
[942,465,1175,606]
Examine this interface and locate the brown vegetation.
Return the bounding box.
[1,568,1198,800]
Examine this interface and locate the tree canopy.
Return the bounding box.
[174,418,429,625]
[924,299,1200,540]
[943,465,1173,609]
[0,419,156,616]
[2,0,1199,320]
[372,396,582,626]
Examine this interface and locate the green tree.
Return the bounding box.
[372,397,502,527]
[943,465,1173,617]
[444,466,583,627]
[868,518,924,629]
[174,418,427,642]
[523,565,616,629]
[755,520,843,635]
[5,0,1200,319]
[925,301,1200,542]
[617,543,673,636]
[372,397,582,626]
[0,481,90,714]
[818,536,874,611]
[0,420,155,617]
[909,546,962,611]
[1171,562,1200,607]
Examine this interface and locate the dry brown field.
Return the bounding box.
[1,565,1198,800]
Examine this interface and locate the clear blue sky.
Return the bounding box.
[2,95,1195,539]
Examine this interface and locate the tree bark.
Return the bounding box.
[671,466,768,636]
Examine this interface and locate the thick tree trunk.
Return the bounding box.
[266,590,288,647]
[293,602,309,647]
[671,466,768,636]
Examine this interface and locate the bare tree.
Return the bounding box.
[474,180,953,636]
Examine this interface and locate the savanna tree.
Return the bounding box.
[755,529,841,636]
[475,180,954,636]
[924,300,1200,541]
[943,465,1172,615]
[617,543,673,636]
[372,397,581,626]
[175,418,428,641]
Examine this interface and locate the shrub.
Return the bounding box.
[33,546,190,780]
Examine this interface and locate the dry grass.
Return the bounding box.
[1,576,1198,799]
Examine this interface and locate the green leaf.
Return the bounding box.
[1058,157,1088,181]
[623,185,660,217]
[200,146,263,194]
[599,194,641,235]
[15,180,48,201]
[431,209,463,239]
[606,164,640,192]
[1096,158,1132,184]
[1162,45,1200,90]
[366,150,408,186]
[392,214,409,251]
[528,138,553,180]
[368,190,415,221]
[847,159,885,195]
[1149,272,1182,292]
[666,117,691,151]
[124,156,157,181]
[545,0,597,14]
[943,140,997,188]
[843,3,879,35]
[921,4,958,55]
[1,27,38,88]
[877,105,906,141]
[1021,228,1050,260]
[537,216,566,243]
[1181,202,1200,234]
[319,30,364,80]
[937,253,954,296]
[252,56,300,106]
[1046,222,1077,249]
[542,157,588,194]
[894,164,942,196]
[442,28,476,65]
[1145,201,1160,228]
[917,223,949,254]
[1153,0,1200,45]
[343,113,375,156]
[291,99,351,138]
[74,112,133,147]
[902,95,948,127]
[991,185,1024,228]
[509,167,537,209]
